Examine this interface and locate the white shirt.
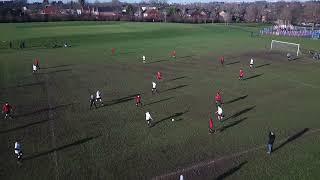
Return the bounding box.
[180,175,184,180]
[145,112,152,120]
[96,91,101,99]
[33,64,37,71]
[217,106,223,115]
[14,142,21,154]
[142,56,146,60]
[152,82,156,88]
[250,58,254,64]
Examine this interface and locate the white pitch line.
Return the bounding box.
[152,128,320,180]
[44,69,59,180]
[267,71,320,89]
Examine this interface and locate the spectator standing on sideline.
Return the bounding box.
[267,131,276,154]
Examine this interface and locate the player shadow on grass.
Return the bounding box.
[41,64,74,70]
[160,84,189,93]
[163,76,187,82]
[152,110,189,126]
[225,61,240,65]
[38,69,72,75]
[101,93,140,107]
[243,74,263,81]
[23,135,101,161]
[215,161,248,180]
[177,55,196,59]
[255,63,271,69]
[147,59,168,64]
[144,97,174,107]
[15,103,76,118]
[218,117,247,132]
[0,118,52,134]
[224,106,255,121]
[273,128,309,153]
[224,95,248,105]
[1,82,45,90]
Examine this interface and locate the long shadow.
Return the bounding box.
[41,64,74,69]
[273,128,309,152]
[153,109,189,126]
[215,161,248,180]
[0,118,51,134]
[101,93,139,107]
[177,55,195,59]
[164,76,187,82]
[255,63,271,69]
[161,84,188,93]
[2,82,44,89]
[38,69,72,74]
[144,97,174,106]
[15,103,75,118]
[111,93,139,102]
[225,95,248,105]
[119,51,138,55]
[219,117,247,132]
[226,61,240,65]
[224,106,255,121]
[243,74,263,81]
[293,56,303,61]
[23,135,100,161]
[147,59,168,64]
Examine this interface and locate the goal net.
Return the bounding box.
[270,40,300,56]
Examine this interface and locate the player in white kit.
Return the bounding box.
[152,81,157,94]
[145,111,153,127]
[249,58,254,68]
[96,90,103,106]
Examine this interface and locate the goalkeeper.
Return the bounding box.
[287,53,291,61]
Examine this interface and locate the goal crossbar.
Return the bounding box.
[271,40,300,56]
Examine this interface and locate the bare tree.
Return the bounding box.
[280,4,293,25]
[244,4,258,23]
[219,10,231,25]
[79,0,85,8]
[303,2,320,28]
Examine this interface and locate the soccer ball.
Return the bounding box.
[172,118,174,121]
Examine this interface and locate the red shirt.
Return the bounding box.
[240,70,244,77]
[172,51,176,57]
[35,59,39,65]
[209,118,214,129]
[220,56,224,64]
[215,93,222,102]
[157,72,162,80]
[111,48,115,54]
[2,104,12,113]
[135,96,141,103]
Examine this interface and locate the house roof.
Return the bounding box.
[43,5,58,14]
[97,7,115,12]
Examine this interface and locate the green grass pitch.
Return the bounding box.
[1,22,320,179]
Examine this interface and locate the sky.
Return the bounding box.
[24,0,307,4]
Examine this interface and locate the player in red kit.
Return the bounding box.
[215,91,223,107]
[111,48,115,55]
[135,95,142,107]
[171,50,176,58]
[34,58,40,69]
[220,56,224,66]
[156,71,162,81]
[2,102,13,119]
[239,69,245,80]
[209,117,215,134]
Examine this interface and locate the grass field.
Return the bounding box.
[1,22,320,180]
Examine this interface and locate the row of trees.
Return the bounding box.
[0,0,319,25]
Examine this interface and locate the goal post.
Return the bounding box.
[270,40,300,56]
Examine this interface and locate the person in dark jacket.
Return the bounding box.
[267,131,275,154]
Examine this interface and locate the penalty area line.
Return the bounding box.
[152,128,320,180]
